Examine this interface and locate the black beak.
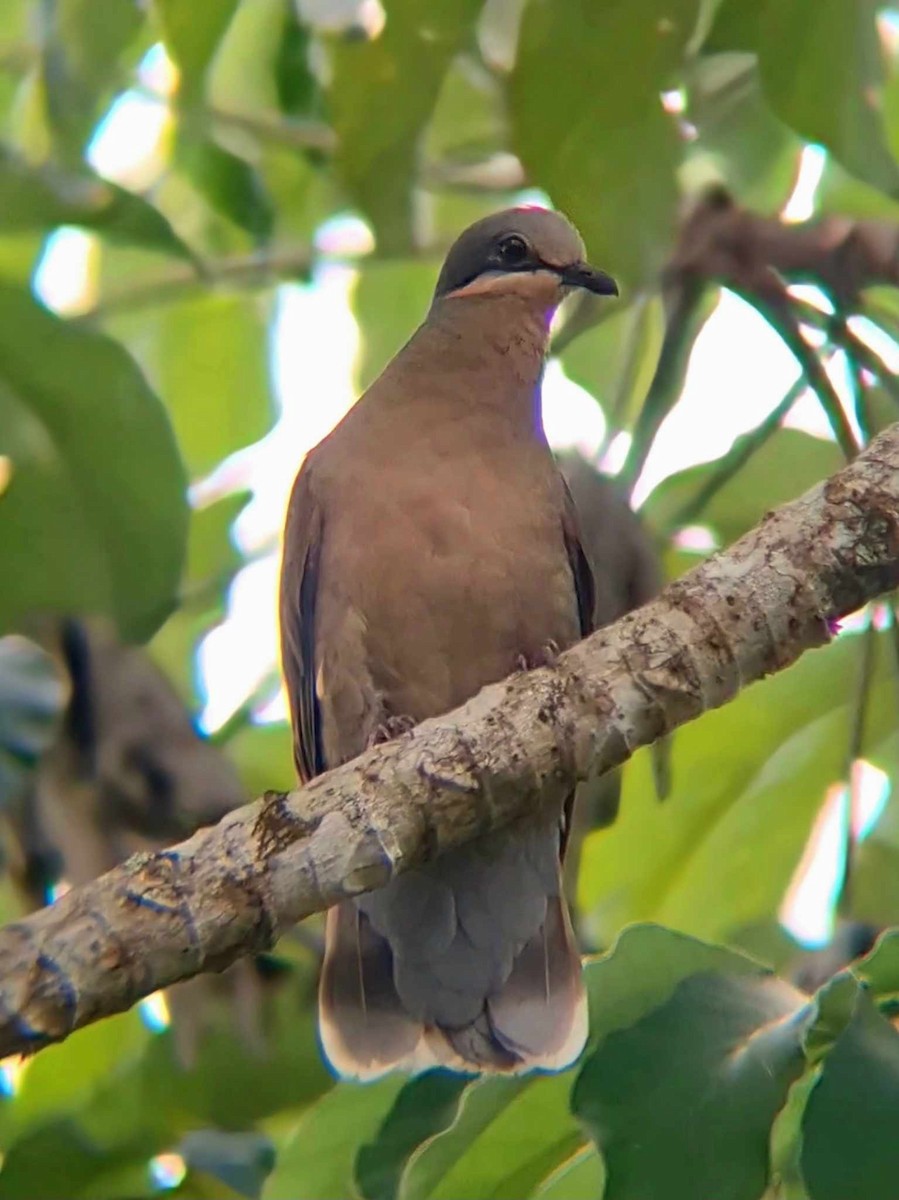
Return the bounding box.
[558,262,619,296]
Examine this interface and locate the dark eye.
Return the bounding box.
[495,234,529,266]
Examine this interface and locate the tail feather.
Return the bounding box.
[318,810,586,1078]
[319,903,425,1080]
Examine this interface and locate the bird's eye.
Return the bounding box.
[495,234,529,266]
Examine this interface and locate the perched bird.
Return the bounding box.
[279,207,618,1078]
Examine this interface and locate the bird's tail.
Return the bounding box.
[318,810,586,1079]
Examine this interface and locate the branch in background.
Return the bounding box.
[79,245,315,319]
[0,425,898,1058]
[618,185,899,489]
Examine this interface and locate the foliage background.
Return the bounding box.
[2,0,899,1197]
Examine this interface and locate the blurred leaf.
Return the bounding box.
[328,0,485,252]
[2,1010,149,1147]
[801,989,899,1198]
[263,1078,405,1200]
[181,1129,276,1199]
[643,427,842,543]
[158,0,274,240]
[107,291,275,478]
[0,285,188,640]
[174,137,274,243]
[557,296,665,432]
[186,492,251,598]
[580,632,895,945]
[155,0,241,101]
[39,0,144,162]
[816,155,899,221]
[207,0,285,123]
[355,1071,469,1200]
[424,54,506,166]
[0,1119,155,1200]
[0,148,193,257]
[710,0,899,197]
[574,970,808,1200]
[511,0,702,292]
[759,0,899,198]
[0,635,66,806]
[686,53,802,210]
[226,720,294,798]
[352,259,434,390]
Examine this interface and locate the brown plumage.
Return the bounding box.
[279,207,618,1078]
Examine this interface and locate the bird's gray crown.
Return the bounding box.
[433,207,617,301]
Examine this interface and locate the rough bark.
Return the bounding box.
[1,424,899,1058]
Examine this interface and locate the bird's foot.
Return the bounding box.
[515,641,561,672]
[370,714,417,746]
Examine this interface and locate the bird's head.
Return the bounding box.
[432,207,618,311]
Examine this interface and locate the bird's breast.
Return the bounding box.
[314,447,580,758]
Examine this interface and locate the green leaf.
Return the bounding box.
[352,259,435,390]
[574,970,808,1200]
[583,924,764,1045]
[0,635,66,806]
[713,0,899,197]
[154,0,241,103]
[174,137,274,243]
[185,491,251,599]
[355,1071,470,1200]
[107,291,275,478]
[180,1129,276,1200]
[223,719,294,799]
[206,0,285,122]
[263,1079,405,1200]
[398,1076,527,1200]
[801,989,899,1199]
[510,0,702,292]
[157,0,276,239]
[687,53,802,210]
[643,427,842,544]
[0,1119,155,1200]
[2,1010,149,1147]
[423,1076,582,1200]
[327,0,485,252]
[0,285,188,640]
[532,1146,604,1199]
[579,631,896,944]
[0,148,193,258]
[39,0,145,161]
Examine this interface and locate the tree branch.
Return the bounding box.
[2,426,899,1058]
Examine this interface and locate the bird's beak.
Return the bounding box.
[557,262,619,296]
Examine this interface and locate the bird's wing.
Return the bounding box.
[279,462,325,783]
[560,477,596,639]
